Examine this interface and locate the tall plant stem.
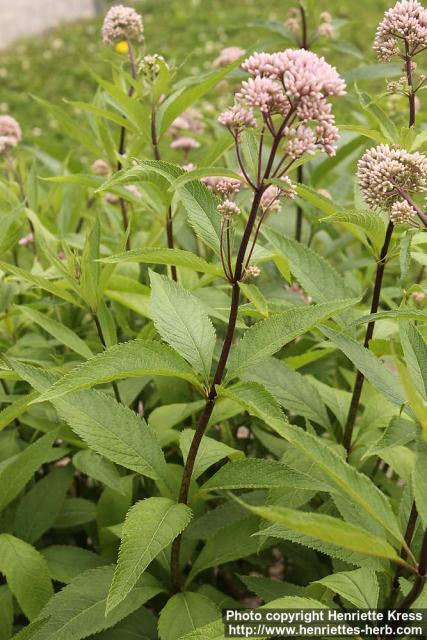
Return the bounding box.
[294,7,309,239]
[342,221,394,452]
[117,40,137,251]
[387,502,419,609]
[395,525,427,611]
[151,102,178,281]
[92,311,122,404]
[299,5,308,49]
[404,40,416,128]
[170,188,264,592]
[295,165,303,241]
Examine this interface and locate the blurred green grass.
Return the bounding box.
[0,0,393,142]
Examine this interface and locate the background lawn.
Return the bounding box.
[0,0,395,147]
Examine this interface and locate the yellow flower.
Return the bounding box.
[115,41,129,54]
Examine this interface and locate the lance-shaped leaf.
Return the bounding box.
[400,321,427,400]
[157,60,243,136]
[97,161,221,253]
[8,359,169,484]
[19,306,93,359]
[179,430,243,480]
[321,326,406,408]
[238,501,407,567]
[321,210,387,254]
[0,430,63,512]
[12,566,163,640]
[313,568,379,608]
[226,298,358,381]
[0,534,53,620]
[158,593,219,640]
[106,498,192,613]
[100,247,221,276]
[33,339,203,403]
[150,271,216,382]
[263,228,358,303]
[198,458,332,495]
[217,381,405,547]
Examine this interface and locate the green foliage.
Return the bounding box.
[106,498,192,613]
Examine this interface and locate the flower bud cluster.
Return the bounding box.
[102,5,144,46]
[0,115,22,154]
[358,144,427,223]
[374,0,427,61]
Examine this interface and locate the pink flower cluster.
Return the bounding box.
[260,177,296,212]
[358,144,427,220]
[374,0,427,61]
[219,49,345,156]
[0,115,22,154]
[170,137,200,152]
[102,5,144,46]
[213,46,245,68]
[170,108,204,134]
[203,176,241,196]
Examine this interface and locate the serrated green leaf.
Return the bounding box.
[226,299,358,381]
[198,458,332,495]
[263,228,357,303]
[0,431,62,512]
[313,568,379,608]
[150,271,216,382]
[54,497,96,528]
[179,430,243,480]
[239,282,268,317]
[7,360,168,481]
[41,546,107,584]
[186,517,269,585]
[322,210,387,254]
[0,262,80,306]
[400,322,427,400]
[158,593,219,640]
[14,467,73,543]
[100,247,220,275]
[19,306,93,359]
[239,501,405,565]
[217,381,405,547]
[73,450,124,494]
[13,566,162,640]
[32,340,203,403]
[244,358,331,429]
[0,534,53,620]
[106,498,192,613]
[322,326,406,408]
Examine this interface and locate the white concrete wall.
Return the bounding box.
[0,0,97,49]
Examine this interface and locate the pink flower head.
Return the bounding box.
[390,199,417,224]
[102,5,143,46]
[170,137,200,152]
[0,115,22,151]
[374,0,427,61]
[357,144,427,210]
[203,176,241,196]
[91,159,110,176]
[230,49,345,156]
[217,199,240,219]
[260,176,296,212]
[18,233,34,246]
[218,104,257,132]
[214,46,245,68]
[170,108,204,134]
[284,125,317,159]
[236,76,288,115]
